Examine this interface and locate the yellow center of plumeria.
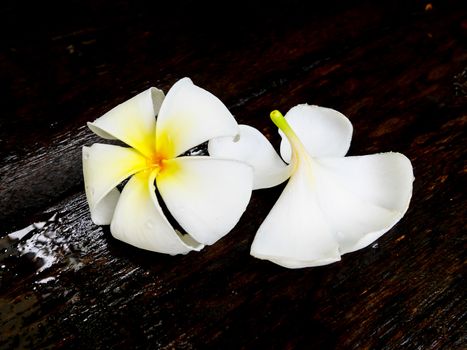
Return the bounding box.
[143,128,178,177]
[147,153,167,171]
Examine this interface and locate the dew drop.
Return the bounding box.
[146,221,153,229]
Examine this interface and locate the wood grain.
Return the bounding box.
[1,1,466,348]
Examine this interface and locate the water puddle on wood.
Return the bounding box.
[0,212,84,279]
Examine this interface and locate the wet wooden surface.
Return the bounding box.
[1,1,466,348]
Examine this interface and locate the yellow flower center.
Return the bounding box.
[147,152,167,171]
[144,129,178,177]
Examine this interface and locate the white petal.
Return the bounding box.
[313,152,414,254]
[82,144,148,225]
[156,78,238,158]
[156,156,253,245]
[89,188,120,225]
[88,87,164,157]
[250,153,341,268]
[280,104,353,163]
[110,170,203,254]
[208,124,291,189]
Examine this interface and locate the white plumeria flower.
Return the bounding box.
[83,78,253,255]
[209,104,414,268]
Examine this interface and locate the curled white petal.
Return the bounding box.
[280,104,353,163]
[88,188,120,226]
[110,170,203,255]
[82,144,148,225]
[208,124,291,189]
[156,156,253,245]
[250,152,341,268]
[88,87,164,157]
[313,152,414,254]
[156,78,238,158]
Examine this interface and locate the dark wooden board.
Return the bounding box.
[1,1,466,348]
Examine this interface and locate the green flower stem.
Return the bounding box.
[270,110,315,181]
[270,110,306,158]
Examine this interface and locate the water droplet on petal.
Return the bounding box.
[146,221,153,229]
